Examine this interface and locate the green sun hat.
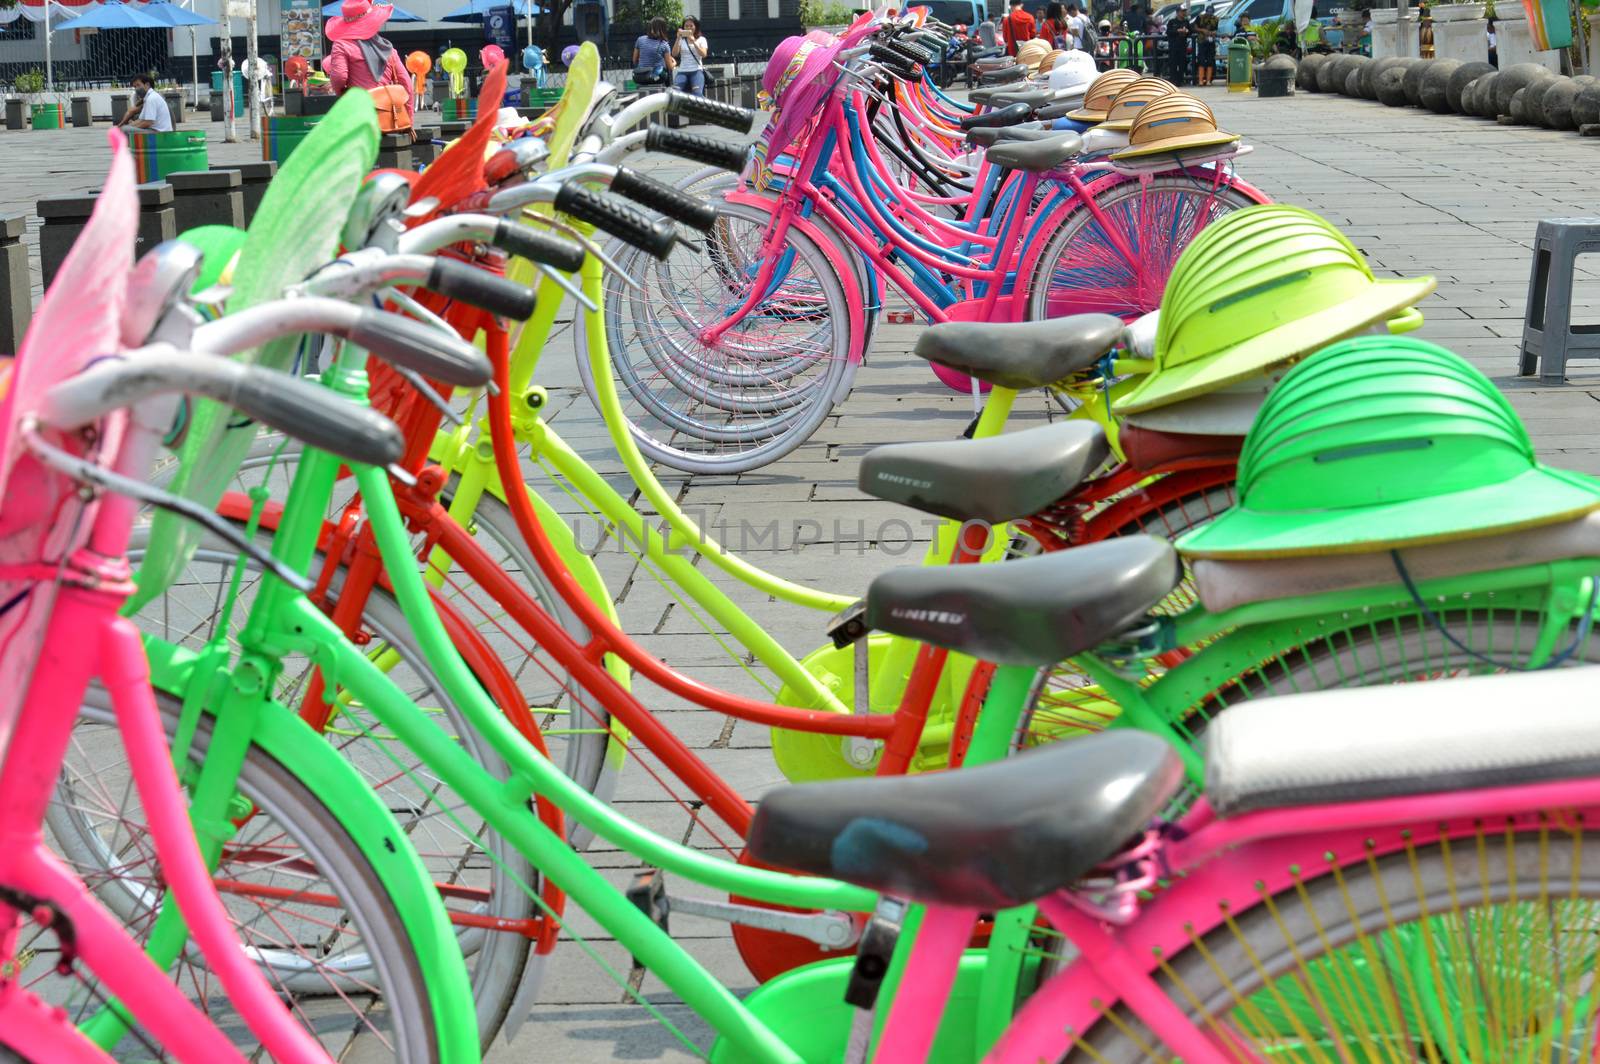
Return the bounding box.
[1115,205,1437,415]
[175,224,247,295]
[1177,336,1600,559]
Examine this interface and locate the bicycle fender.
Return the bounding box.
[143,642,480,1064]
[725,189,870,366]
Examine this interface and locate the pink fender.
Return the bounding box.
[726,188,870,366]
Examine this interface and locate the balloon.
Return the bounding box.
[560,44,580,67]
[406,50,431,103]
[522,44,546,88]
[440,47,467,98]
[479,44,505,70]
[284,54,309,87]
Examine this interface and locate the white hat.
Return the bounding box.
[1047,48,1098,94]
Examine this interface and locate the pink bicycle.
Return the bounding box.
[0,132,438,1062]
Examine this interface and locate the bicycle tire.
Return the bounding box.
[80,519,542,1048]
[1065,821,1600,1061]
[577,199,857,474]
[38,688,439,1062]
[1024,172,1267,323]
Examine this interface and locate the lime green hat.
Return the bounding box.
[1115,205,1436,415]
[1177,336,1600,559]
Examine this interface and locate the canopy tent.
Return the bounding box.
[0,1,88,24]
[319,1,425,20]
[141,0,219,26]
[53,2,173,29]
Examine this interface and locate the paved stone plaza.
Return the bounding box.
[2,82,1598,1059]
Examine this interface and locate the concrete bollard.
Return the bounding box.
[70,96,92,128]
[110,92,131,125]
[4,98,25,131]
[0,216,30,354]
[376,131,413,171]
[168,170,245,231]
[212,160,276,226]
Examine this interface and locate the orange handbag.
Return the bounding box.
[368,83,414,136]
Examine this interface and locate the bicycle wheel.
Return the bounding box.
[1024,172,1267,322]
[72,516,541,1048]
[32,689,438,1062]
[576,198,857,474]
[953,481,1237,766]
[1066,818,1600,1061]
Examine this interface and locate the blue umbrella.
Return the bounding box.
[53,1,170,29]
[320,1,425,20]
[441,0,542,22]
[142,0,219,27]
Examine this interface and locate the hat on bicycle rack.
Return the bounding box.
[1017,38,1053,72]
[1094,77,1179,131]
[1046,48,1098,95]
[1177,336,1600,558]
[1113,204,1436,415]
[1110,93,1238,160]
[760,27,849,160]
[1066,68,1141,120]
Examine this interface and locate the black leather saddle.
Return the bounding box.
[971,86,1055,108]
[913,314,1124,390]
[966,122,1052,147]
[859,421,1108,524]
[865,536,1180,667]
[959,100,1034,130]
[986,132,1084,172]
[747,731,1186,909]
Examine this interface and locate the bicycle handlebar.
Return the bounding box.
[611,167,719,231]
[193,297,491,388]
[427,257,538,321]
[38,347,404,469]
[400,214,586,274]
[662,89,758,134]
[552,184,678,259]
[643,126,753,173]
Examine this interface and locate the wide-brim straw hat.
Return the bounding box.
[1110,93,1240,159]
[1096,76,1177,130]
[326,0,393,42]
[1065,68,1142,120]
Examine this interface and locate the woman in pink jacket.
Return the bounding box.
[323,0,413,123]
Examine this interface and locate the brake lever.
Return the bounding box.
[518,210,643,294]
[22,421,316,595]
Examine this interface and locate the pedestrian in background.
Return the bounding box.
[1002,0,1037,55]
[1193,3,1218,84]
[1165,1,1191,83]
[633,17,676,86]
[672,16,708,95]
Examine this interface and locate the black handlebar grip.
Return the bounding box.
[553,184,677,260]
[644,125,752,173]
[663,88,758,133]
[611,168,718,232]
[427,257,539,322]
[348,307,492,388]
[490,219,587,273]
[883,37,935,65]
[230,368,404,469]
[868,42,920,80]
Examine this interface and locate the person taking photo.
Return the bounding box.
[672,16,709,95]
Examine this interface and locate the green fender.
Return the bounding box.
[146,643,480,1063]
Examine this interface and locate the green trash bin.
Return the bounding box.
[261,114,322,163]
[1227,37,1252,92]
[210,70,247,116]
[31,103,61,129]
[129,129,209,183]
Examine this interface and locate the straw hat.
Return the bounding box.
[1016,38,1053,73]
[1096,77,1178,131]
[326,0,393,42]
[1178,337,1600,558]
[1115,204,1437,415]
[1037,48,1069,73]
[1065,68,1142,120]
[1109,93,1239,160]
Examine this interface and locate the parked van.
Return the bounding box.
[1216,0,1337,38]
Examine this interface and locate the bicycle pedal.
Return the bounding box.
[845,898,906,1010]
[627,869,670,936]
[885,310,916,324]
[827,600,870,649]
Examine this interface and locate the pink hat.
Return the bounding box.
[758,30,845,162]
[327,0,393,41]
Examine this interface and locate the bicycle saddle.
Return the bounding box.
[747,730,1185,909]
[986,131,1084,172]
[966,122,1048,147]
[858,421,1108,524]
[865,536,1181,667]
[970,86,1053,108]
[959,101,1034,130]
[977,65,1028,84]
[913,313,1124,390]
